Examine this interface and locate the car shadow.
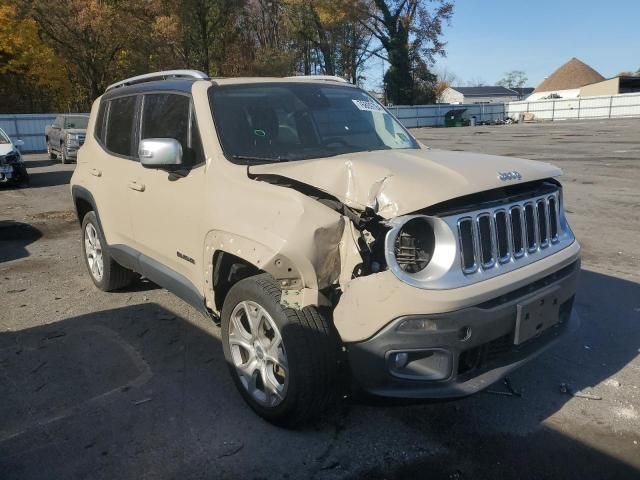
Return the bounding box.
[23,159,60,169]
[358,268,640,479]
[117,276,162,293]
[0,270,638,479]
[25,170,73,188]
[0,221,42,263]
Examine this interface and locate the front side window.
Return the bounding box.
[0,129,10,144]
[209,83,418,163]
[105,96,137,156]
[141,93,202,166]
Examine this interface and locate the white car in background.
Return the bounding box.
[0,127,28,186]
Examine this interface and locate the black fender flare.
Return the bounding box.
[71,185,104,231]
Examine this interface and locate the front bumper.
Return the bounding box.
[346,259,580,399]
[0,163,28,184]
[64,145,80,158]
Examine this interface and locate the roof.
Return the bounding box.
[534,58,604,93]
[102,76,356,99]
[450,86,520,97]
[511,87,534,96]
[102,79,199,100]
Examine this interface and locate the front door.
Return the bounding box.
[129,93,206,289]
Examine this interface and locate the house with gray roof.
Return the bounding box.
[440,86,529,104]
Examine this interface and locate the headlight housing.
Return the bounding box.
[384,214,458,288]
[4,151,20,164]
[393,217,435,273]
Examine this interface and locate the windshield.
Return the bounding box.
[0,130,10,144]
[64,116,89,129]
[209,83,418,163]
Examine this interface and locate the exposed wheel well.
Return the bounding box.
[212,251,261,312]
[74,197,93,225]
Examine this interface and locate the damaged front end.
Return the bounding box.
[248,152,580,400]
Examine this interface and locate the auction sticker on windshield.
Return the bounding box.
[352,99,387,113]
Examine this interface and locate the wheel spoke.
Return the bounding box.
[260,364,284,404]
[238,359,259,393]
[231,307,253,340]
[264,350,287,373]
[96,256,103,277]
[243,302,263,336]
[87,226,96,247]
[228,333,253,353]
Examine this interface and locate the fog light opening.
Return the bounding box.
[392,352,409,369]
[396,317,438,333]
[458,326,472,342]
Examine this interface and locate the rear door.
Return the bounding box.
[129,92,206,288]
[94,95,141,249]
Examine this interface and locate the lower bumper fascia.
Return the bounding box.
[346,261,580,399]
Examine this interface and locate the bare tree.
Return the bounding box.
[466,77,486,87]
[497,70,528,89]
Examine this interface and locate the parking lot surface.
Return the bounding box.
[1,119,639,479]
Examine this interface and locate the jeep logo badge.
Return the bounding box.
[497,171,522,181]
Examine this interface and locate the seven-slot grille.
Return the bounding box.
[457,191,560,274]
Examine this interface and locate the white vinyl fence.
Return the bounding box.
[0,113,87,153]
[387,103,506,128]
[506,92,640,121]
[389,92,640,128]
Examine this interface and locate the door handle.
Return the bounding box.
[128,181,145,192]
[89,168,102,177]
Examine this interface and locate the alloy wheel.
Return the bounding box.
[84,223,104,281]
[228,300,289,407]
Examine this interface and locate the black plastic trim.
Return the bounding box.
[110,244,207,315]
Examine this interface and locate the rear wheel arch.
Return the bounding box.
[72,186,102,229]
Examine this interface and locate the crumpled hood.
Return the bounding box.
[249,148,562,218]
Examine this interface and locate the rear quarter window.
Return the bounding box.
[95,102,108,144]
[105,96,137,156]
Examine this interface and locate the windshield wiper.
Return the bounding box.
[231,154,284,163]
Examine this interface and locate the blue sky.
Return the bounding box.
[435,0,640,87]
[364,0,639,89]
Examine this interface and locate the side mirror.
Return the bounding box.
[139,138,182,168]
[14,139,24,147]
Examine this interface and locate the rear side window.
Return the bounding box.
[95,102,107,143]
[105,96,137,156]
[141,93,203,166]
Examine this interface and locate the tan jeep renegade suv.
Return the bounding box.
[70,70,580,425]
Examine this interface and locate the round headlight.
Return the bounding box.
[393,217,435,273]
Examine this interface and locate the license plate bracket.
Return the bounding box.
[515,286,561,345]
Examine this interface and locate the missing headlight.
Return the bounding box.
[393,217,435,273]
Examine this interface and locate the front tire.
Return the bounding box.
[81,211,135,291]
[221,274,338,426]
